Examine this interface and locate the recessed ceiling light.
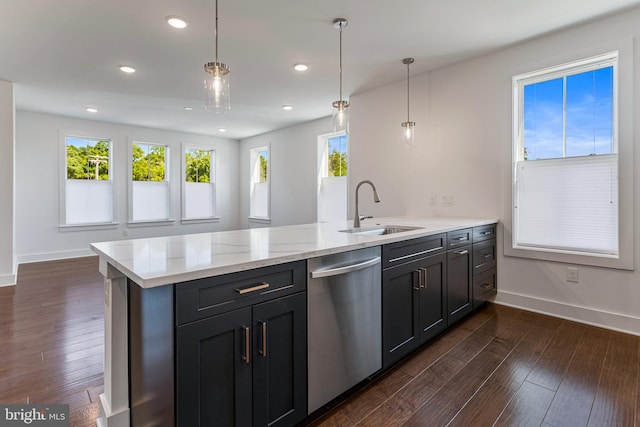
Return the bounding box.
[166,16,188,29]
[85,107,98,113]
[282,105,293,111]
[218,128,227,133]
[184,107,193,111]
[119,65,136,74]
[293,64,308,71]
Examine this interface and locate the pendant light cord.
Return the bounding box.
[215,0,219,62]
[406,62,410,122]
[339,23,343,101]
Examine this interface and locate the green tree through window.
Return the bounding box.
[132,143,166,181]
[66,137,110,180]
[185,149,212,183]
[259,152,268,183]
[327,135,347,177]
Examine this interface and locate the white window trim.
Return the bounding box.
[249,144,271,222]
[181,142,220,223]
[58,130,118,229]
[505,44,634,271]
[127,139,174,224]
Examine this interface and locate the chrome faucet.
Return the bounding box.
[353,180,380,228]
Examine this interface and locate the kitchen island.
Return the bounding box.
[91,217,497,427]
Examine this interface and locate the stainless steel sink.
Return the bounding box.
[339,225,423,236]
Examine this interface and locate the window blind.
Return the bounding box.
[132,181,170,221]
[515,154,618,256]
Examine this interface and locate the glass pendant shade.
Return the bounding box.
[204,0,230,112]
[332,100,350,133]
[204,61,230,112]
[402,121,415,148]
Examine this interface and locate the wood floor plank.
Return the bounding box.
[446,381,514,426]
[357,395,416,427]
[402,311,526,426]
[316,368,413,426]
[542,326,611,426]
[525,320,588,391]
[587,332,639,427]
[494,380,556,427]
[488,311,562,391]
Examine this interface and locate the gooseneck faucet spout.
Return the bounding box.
[354,180,380,228]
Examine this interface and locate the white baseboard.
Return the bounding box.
[0,273,16,287]
[494,290,640,336]
[17,248,95,264]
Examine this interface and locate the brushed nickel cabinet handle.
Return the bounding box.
[421,268,428,289]
[480,283,493,289]
[259,321,267,357]
[235,282,270,294]
[482,231,493,235]
[454,250,469,255]
[242,326,250,364]
[455,236,468,241]
[413,270,421,291]
[482,253,491,259]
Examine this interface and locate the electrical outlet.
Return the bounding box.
[440,195,454,206]
[567,267,579,283]
[429,195,437,206]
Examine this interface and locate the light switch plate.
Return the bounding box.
[440,195,454,206]
[567,267,579,283]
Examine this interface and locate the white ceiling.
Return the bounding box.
[2,0,639,140]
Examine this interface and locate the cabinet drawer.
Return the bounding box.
[382,233,446,269]
[473,239,496,274]
[473,224,496,243]
[473,268,497,308]
[447,228,472,249]
[175,261,306,325]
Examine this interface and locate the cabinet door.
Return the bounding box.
[382,260,421,369]
[418,253,447,343]
[252,293,307,427]
[176,307,253,427]
[447,245,473,325]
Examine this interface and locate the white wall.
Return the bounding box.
[349,73,432,220]
[15,111,241,262]
[239,117,332,228]
[0,81,16,285]
[349,8,640,334]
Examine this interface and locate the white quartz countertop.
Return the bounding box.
[91,217,498,288]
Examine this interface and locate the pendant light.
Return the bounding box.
[332,18,349,134]
[401,58,415,148]
[204,0,230,112]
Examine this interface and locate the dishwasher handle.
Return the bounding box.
[310,256,381,279]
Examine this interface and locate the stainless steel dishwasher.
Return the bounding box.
[307,246,382,414]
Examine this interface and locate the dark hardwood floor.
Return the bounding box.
[0,256,104,427]
[313,303,640,427]
[1,257,638,427]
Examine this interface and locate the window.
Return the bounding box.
[130,141,171,222]
[63,135,114,225]
[317,133,348,222]
[512,52,618,258]
[250,146,269,219]
[183,146,217,220]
